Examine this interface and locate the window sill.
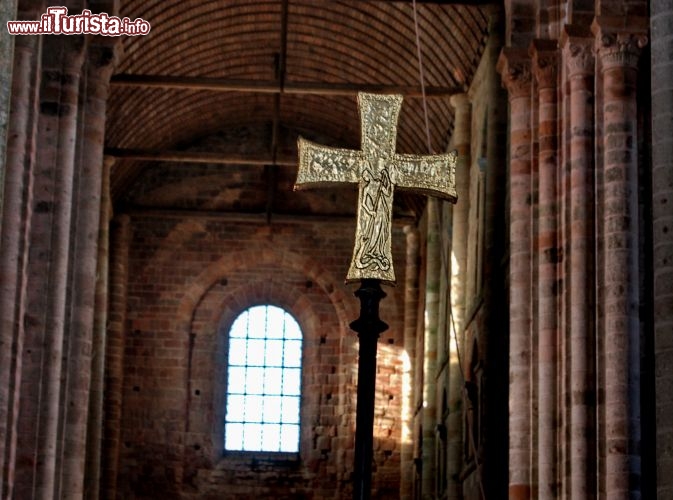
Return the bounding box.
[218,451,301,470]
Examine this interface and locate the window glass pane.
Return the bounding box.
[263,396,283,423]
[225,305,303,452]
[265,340,284,366]
[279,424,299,452]
[244,395,263,422]
[228,338,247,365]
[264,368,283,395]
[248,306,268,338]
[243,423,263,451]
[227,367,246,394]
[282,368,301,395]
[262,424,281,451]
[281,397,300,424]
[246,339,266,366]
[284,317,302,339]
[225,423,244,450]
[226,395,245,422]
[245,367,265,394]
[283,340,302,367]
[265,306,287,338]
[230,313,248,338]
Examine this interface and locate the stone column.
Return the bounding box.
[497,48,533,500]
[401,225,420,500]
[102,214,132,500]
[651,2,673,499]
[61,41,117,500]
[422,199,440,499]
[84,156,114,500]
[13,36,85,500]
[593,17,648,499]
[531,39,560,500]
[562,25,596,500]
[447,93,471,500]
[0,28,41,500]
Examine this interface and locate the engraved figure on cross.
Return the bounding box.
[295,93,457,285]
[355,161,393,274]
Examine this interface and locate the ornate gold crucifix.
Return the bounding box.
[295,93,457,285]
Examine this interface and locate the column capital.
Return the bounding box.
[529,39,559,89]
[449,93,471,150]
[403,224,420,244]
[561,25,595,77]
[591,16,648,70]
[497,48,531,100]
[449,93,470,112]
[103,155,116,169]
[87,39,122,83]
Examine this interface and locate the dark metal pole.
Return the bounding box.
[350,279,389,500]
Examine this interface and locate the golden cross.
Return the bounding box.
[294,93,457,285]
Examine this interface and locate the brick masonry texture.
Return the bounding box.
[1,1,672,499]
[116,214,407,499]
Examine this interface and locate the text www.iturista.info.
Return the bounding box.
[7,7,150,36]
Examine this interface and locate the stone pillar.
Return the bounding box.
[13,36,85,500]
[401,225,420,500]
[562,25,596,500]
[85,156,113,500]
[651,2,673,498]
[497,48,533,500]
[447,93,471,500]
[531,39,559,500]
[61,41,117,500]
[593,17,648,499]
[102,214,132,500]
[422,199,440,499]
[0,28,41,500]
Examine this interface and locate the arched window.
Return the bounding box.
[224,305,303,453]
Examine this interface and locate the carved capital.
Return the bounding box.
[497,48,532,99]
[591,17,648,70]
[530,39,559,89]
[103,155,117,169]
[561,25,595,77]
[449,93,470,112]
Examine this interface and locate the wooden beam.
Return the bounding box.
[109,74,461,98]
[124,208,416,225]
[104,148,297,166]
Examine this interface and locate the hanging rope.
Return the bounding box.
[410,2,487,498]
[411,0,433,155]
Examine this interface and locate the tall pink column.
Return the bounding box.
[593,17,648,500]
[401,225,419,500]
[85,156,114,500]
[497,48,533,500]
[447,93,471,500]
[650,2,673,498]
[562,25,596,500]
[61,41,117,500]
[13,36,85,500]
[0,31,41,500]
[531,39,560,500]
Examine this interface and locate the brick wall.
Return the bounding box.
[114,211,408,499]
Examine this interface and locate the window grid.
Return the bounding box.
[225,305,302,453]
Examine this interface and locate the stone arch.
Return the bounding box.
[177,247,355,486]
[175,247,356,332]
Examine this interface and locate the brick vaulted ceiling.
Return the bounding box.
[105,0,490,217]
